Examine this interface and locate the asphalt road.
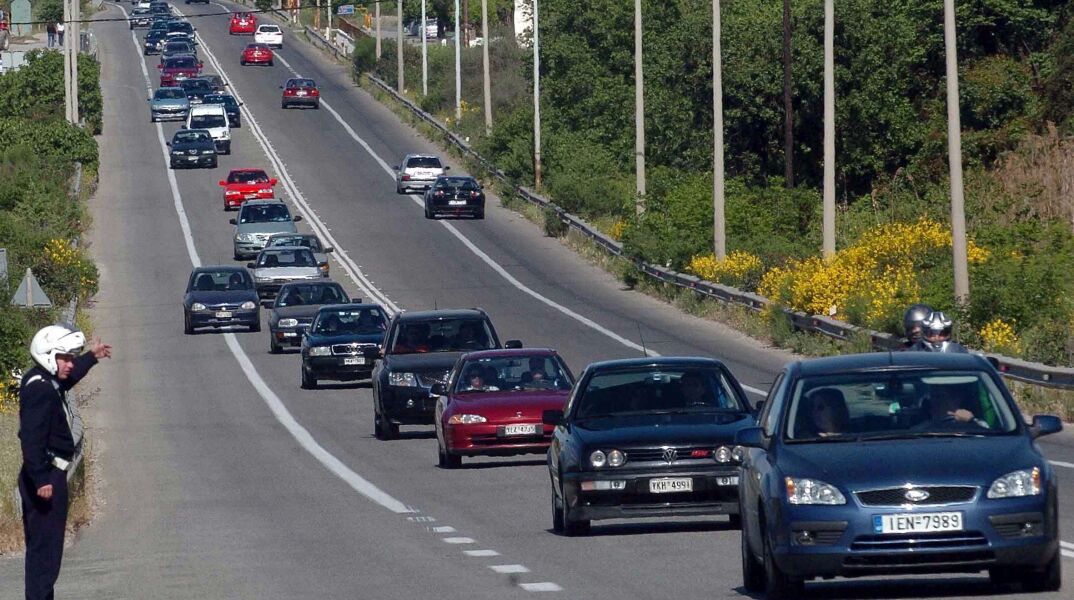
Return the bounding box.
[0,2,1071,598]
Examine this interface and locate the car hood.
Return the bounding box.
[385,352,464,372]
[571,412,756,447]
[235,222,297,235]
[306,332,384,346]
[775,435,1038,488]
[152,98,189,108]
[447,390,569,419]
[272,305,325,320]
[185,289,258,305]
[252,266,321,280]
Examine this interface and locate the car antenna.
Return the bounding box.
[637,322,648,357]
[434,299,438,311]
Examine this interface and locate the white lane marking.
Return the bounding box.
[1062,540,1074,549]
[174,5,400,314]
[490,564,530,574]
[464,549,501,557]
[1063,549,1074,559]
[1049,460,1074,469]
[115,2,412,515]
[442,537,475,544]
[519,582,564,592]
[432,526,456,533]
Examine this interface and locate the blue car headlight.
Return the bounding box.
[308,346,331,357]
[388,372,417,387]
[987,467,1041,498]
[785,477,846,505]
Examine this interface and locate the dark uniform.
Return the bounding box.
[18,353,97,600]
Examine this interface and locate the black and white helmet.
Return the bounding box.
[921,311,954,349]
[902,303,934,342]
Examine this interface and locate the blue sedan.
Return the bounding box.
[736,352,1062,598]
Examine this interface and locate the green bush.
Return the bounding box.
[0,51,103,135]
[352,35,377,75]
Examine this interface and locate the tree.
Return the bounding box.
[35,0,64,25]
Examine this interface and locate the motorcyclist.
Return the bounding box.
[900,303,933,350]
[909,311,968,353]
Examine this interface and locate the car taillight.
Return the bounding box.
[310,89,319,96]
[258,188,272,194]
[401,174,410,181]
[285,89,295,96]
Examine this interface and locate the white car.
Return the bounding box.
[254,24,283,48]
[394,154,448,194]
[185,104,232,155]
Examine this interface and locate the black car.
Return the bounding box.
[149,3,170,16]
[203,93,242,128]
[129,8,152,29]
[423,175,485,219]
[201,74,228,93]
[544,357,756,536]
[735,352,1063,598]
[160,40,197,61]
[269,280,350,353]
[302,304,388,389]
[371,309,520,440]
[183,266,260,334]
[143,29,168,55]
[167,20,195,37]
[167,128,217,169]
[178,78,214,104]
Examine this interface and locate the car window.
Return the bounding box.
[228,171,269,184]
[454,355,573,393]
[406,156,442,169]
[436,177,478,190]
[190,114,227,128]
[166,56,197,68]
[312,307,387,335]
[760,372,784,437]
[173,130,210,143]
[573,367,748,419]
[259,25,280,33]
[239,203,292,224]
[155,88,186,100]
[269,235,318,250]
[391,318,495,354]
[189,270,251,291]
[257,248,315,268]
[782,370,1019,442]
[276,283,347,307]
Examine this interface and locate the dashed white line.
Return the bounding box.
[442,537,475,544]
[463,549,501,557]
[432,526,457,533]
[519,582,564,592]
[490,564,530,574]
[1049,460,1074,469]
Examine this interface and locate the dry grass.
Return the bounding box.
[989,123,1074,230]
[1008,380,1074,422]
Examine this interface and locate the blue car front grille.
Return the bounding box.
[855,485,977,507]
[850,531,987,552]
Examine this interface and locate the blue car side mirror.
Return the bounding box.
[1029,415,1062,439]
[735,426,767,449]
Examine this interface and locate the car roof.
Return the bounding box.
[790,351,991,377]
[192,265,246,274]
[395,308,489,321]
[268,232,314,238]
[316,303,382,314]
[461,348,557,360]
[229,168,267,174]
[584,356,731,372]
[259,245,309,253]
[241,199,287,207]
[405,153,440,160]
[279,279,342,289]
[189,104,226,114]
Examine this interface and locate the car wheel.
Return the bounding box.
[1021,549,1062,592]
[551,484,566,533]
[476,209,485,220]
[396,186,403,194]
[728,513,742,530]
[240,59,246,65]
[281,102,288,109]
[741,522,765,593]
[424,205,434,219]
[210,158,218,169]
[313,102,319,110]
[183,313,194,335]
[268,60,274,66]
[437,441,461,469]
[374,408,398,440]
[561,484,590,537]
[250,319,261,333]
[269,338,280,354]
[300,366,317,389]
[762,522,803,599]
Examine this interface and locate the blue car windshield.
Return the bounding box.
[313,307,387,335]
[574,368,747,418]
[783,370,1019,442]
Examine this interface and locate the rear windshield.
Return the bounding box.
[228,170,269,184]
[256,248,316,268]
[268,235,321,251]
[782,370,1019,442]
[189,270,251,291]
[286,79,316,89]
[259,25,280,33]
[181,80,211,92]
[406,156,442,169]
[391,318,495,354]
[276,283,347,307]
[190,114,226,129]
[155,88,186,100]
[166,56,198,68]
[434,177,479,190]
[239,203,292,224]
[204,95,236,106]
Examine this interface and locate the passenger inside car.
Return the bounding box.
[394,324,430,353]
[227,272,246,290]
[800,388,850,437]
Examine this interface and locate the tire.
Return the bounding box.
[268,60,274,66]
[438,440,461,469]
[300,366,317,389]
[762,525,803,599]
[374,405,398,440]
[728,513,743,530]
[269,337,280,354]
[313,102,319,110]
[1021,549,1062,592]
[424,205,434,219]
[551,484,566,533]
[396,186,403,194]
[988,567,1021,588]
[281,102,288,110]
[742,525,765,593]
[475,209,485,220]
[210,159,218,169]
[249,320,261,333]
[183,313,194,335]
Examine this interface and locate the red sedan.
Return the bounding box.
[281,77,319,109]
[240,43,273,66]
[219,169,277,210]
[434,349,575,468]
[229,12,257,35]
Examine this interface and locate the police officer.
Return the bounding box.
[909,311,968,353]
[18,324,111,600]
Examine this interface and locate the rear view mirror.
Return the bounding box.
[218,180,227,186]
[392,165,399,171]
[229,218,237,225]
[504,340,523,349]
[431,383,447,396]
[734,427,767,449]
[165,141,172,146]
[246,262,256,269]
[752,399,765,415]
[542,409,564,426]
[293,215,303,222]
[269,178,278,186]
[443,166,451,170]
[1029,415,1062,439]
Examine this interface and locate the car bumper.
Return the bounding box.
[233,239,268,258]
[305,355,377,380]
[380,386,438,424]
[562,467,742,522]
[428,201,483,217]
[152,108,188,121]
[399,178,437,191]
[770,495,1058,578]
[270,325,308,347]
[170,154,216,168]
[188,309,259,329]
[445,422,552,456]
[244,55,272,63]
[224,192,271,209]
[283,96,318,106]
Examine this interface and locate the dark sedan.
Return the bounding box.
[736,352,1062,598]
[183,266,260,334]
[423,175,485,219]
[371,309,520,440]
[269,280,349,353]
[129,8,152,29]
[545,357,756,536]
[167,129,217,169]
[301,304,387,389]
[143,29,168,55]
[178,78,214,104]
[203,93,242,127]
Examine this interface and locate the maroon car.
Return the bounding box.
[433,348,575,468]
[158,55,203,87]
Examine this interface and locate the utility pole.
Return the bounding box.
[713,0,725,259]
[455,0,462,121]
[327,0,333,40]
[63,0,72,123]
[532,0,542,192]
[462,0,469,46]
[944,0,970,304]
[633,0,645,214]
[781,0,793,187]
[822,0,835,258]
[315,0,321,31]
[421,0,428,96]
[481,0,491,133]
[375,0,381,59]
[397,0,404,93]
[72,0,78,124]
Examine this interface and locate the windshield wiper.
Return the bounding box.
[858,431,987,441]
[785,435,862,444]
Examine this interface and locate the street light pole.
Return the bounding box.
[944,0,970,304]
[713,0,725,259]
[72,0,78,124]
[421,0,428,96]
[782,0,793,188]
[397,0,404,94]
[634,0,645,214]
[822,0,835,258]
[455,0,462,121]
[481,0,491,134]
[532,0,542,192]
[375,0,381,59]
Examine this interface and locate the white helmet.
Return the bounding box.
[30,325,86,375]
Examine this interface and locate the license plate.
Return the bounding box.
[215,311,232,318]
[448,200,466,206]
[187,156,200,161]
[650,477,693,494]
[874,512,963,534]
[296,91,307,96]
[282,332,297,337]
[343,356,365,365]
[244,193,257,199]
[716,476,739,486]
[503,424,538,436]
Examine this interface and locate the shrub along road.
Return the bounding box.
[0,2,1068,597]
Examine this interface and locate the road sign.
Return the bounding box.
[337,4,354,15]
[11,267,52,308]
